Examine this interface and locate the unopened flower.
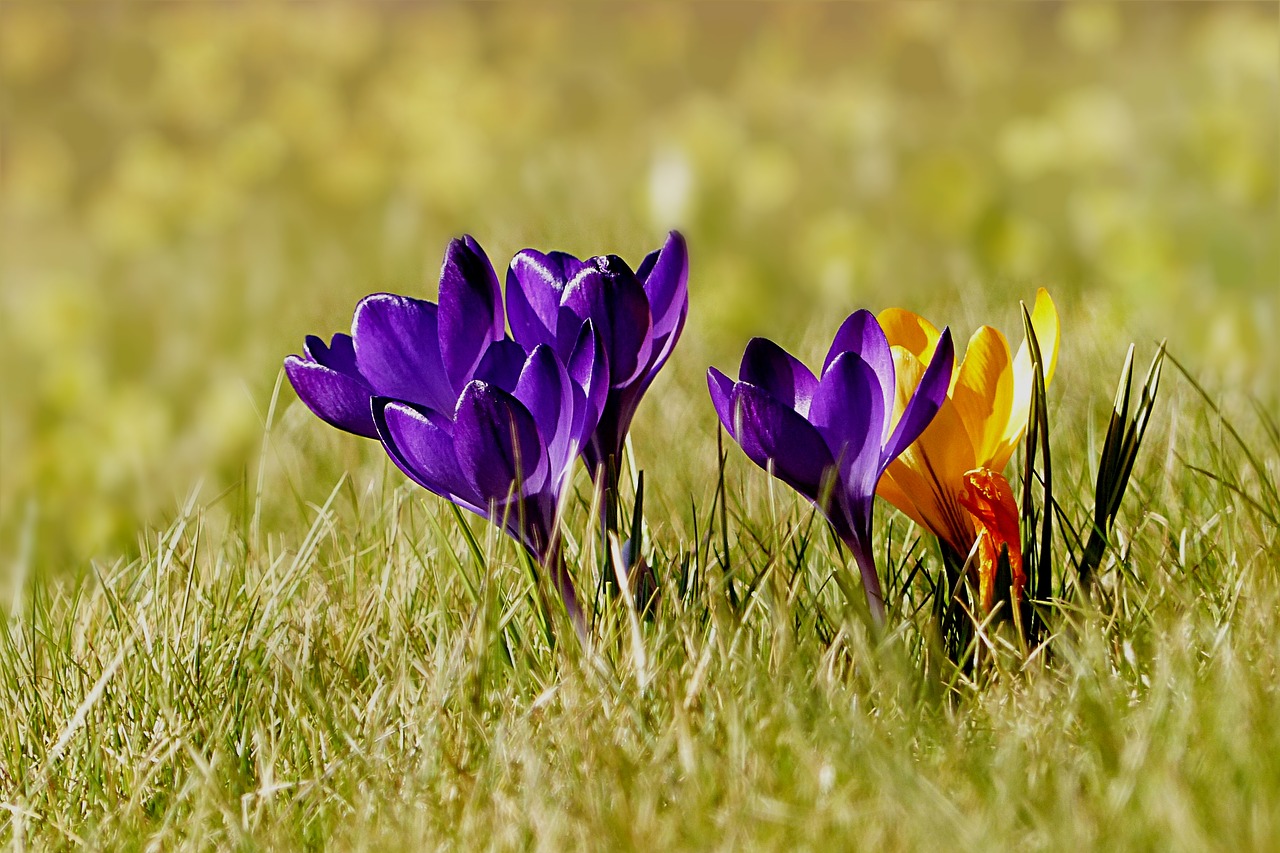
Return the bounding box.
[506,231,688,476]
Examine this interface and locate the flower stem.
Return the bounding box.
[851,544,886,629]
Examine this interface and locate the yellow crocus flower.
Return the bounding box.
[876,289,1060,571]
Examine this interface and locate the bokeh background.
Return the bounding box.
[1,2,1276,580]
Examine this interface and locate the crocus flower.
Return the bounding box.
[875,288,1060,603]
[374,329,608,634]
[284,236,517,439]
[285,235,606,634]
[707,312,955,625]
[505,231,689,476]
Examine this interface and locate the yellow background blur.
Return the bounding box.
[1,3,1275,575]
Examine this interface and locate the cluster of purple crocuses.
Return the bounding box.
[286,234,688,635]
[287,231,954,634]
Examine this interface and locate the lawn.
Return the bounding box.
[1,4,1277,849]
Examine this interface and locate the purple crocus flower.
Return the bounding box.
[285,234,605,635]
[374,328,608,635]
[505,231,689,477]
[284,236,518,439]
[707,312,956,626]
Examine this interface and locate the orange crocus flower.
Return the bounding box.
[876,289,1060,607]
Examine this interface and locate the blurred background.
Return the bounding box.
[1,2,1276,580]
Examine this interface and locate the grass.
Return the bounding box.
[2,3,1277,849]
[2,364,1278,849]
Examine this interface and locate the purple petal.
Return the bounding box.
[643,302,688,388]
[881,327,956,468]
[454,381,549,501]
[560,256,654,387]
[568,320,610,450]
[473,338,528,393]
[373,398,485,513]
[730,382,836,501]
[707,368,737,439]
[304,333,358,375]
[285,355,378,438]
[808,351,887,502]
[506,249,587,350]
[635,231,689,344]
[438,236,505,394]
[352,294,455,413]
[738,338,819,417]
[513,345,577,475]
[824,310,895,426]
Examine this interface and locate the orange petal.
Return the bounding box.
[879,308,943,365]
[951,325,1014,468]
[878,394,978,555]
[958,467,1025,603]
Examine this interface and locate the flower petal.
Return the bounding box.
[506,249,586,350]
[730,381,836,502]
[824,310,895,427]
[997,288,1061,470]
[513,345,577,475]
[373,398,484,513]
[739,337,818,417]
[878,307,944,365]
[304,333,358,375]
[959,467,1025,609]
[352,294,455,413]
[473,338,528,393]
[707,367,737,440]
[882,327,956,466]
[560,256,654,387]
[438,236,504,394]
[808,351,886,502]
[950,325,1014,466]
[878,391,977,556]
[568,319,609,450]
[635,231,689,344]
[285,356,378,438]
[454,381,549,501]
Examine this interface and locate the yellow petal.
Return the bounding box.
[879,307,943,364]
[951,325,1014,467]
[997,288,1061,469]
[877,395,977,555]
